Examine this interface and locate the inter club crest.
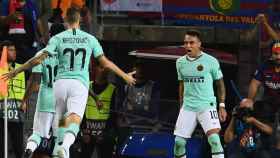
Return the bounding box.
[197,64,204,71]
[209,0,240,15]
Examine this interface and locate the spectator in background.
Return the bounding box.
[34,0,52,47]
[48,0,64,28]
[0,0,9,42]
[51,0,84,18]
[0,0,48,63]
[80,5,92,33]
[49,0,92,33]
[116,60,160,157]
[257,13,280,42]
[77,61,117,158]
[0,40,26,158]
[224,101,274,158]
[240,42,280,114]
[236,42,280,158]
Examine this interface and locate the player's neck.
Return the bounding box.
[67,23,80,29]
[188,51,202,58]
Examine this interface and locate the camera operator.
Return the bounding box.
[224,101,274,158]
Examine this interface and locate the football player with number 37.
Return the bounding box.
[1,7,136,158]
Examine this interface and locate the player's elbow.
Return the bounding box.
[102,61,113,70]
[32,53,48,66]
[30,59,41,67]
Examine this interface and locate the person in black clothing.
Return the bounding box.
[115,60,160,157]
[225,42,280,158]
[224,101,274,158]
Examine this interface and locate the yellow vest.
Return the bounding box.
[0,63,25,100]
[85,83,115,120]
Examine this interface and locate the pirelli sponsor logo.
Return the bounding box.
[183,76,205,83]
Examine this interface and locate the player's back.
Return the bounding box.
[52,28,103,88]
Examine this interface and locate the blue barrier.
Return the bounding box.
[119,132,204,158]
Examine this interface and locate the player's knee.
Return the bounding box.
[66,113,81,124]
[174,136,186,157]
[206,128,220,136]
[207,133,223,153]
[64,114,81,127]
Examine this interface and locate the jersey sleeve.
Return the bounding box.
[253,64,265,82]
[43,36,59,55]
[32,63,43,73]
[90,36,104,58]
[211,59,223,80]
[176,59,183,81]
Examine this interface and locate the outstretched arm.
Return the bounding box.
[97,55,136,85]
[257,13,280,40]
[1,52,48,80]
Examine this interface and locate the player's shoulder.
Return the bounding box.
[201,51,219,64]
[257,59,274,70]
[47,31,65,43]
[77,29,98,39]
[263,59,274,66]
[53,29,68,38]
[202,51,218,61]
[176,55,186,63]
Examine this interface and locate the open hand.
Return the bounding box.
[96,99,103,110]
[256,13,267,24]
[244,116,256,124]
[219,107,227,122]
[1,70,17,81]
[125,71,136,86]
[20,101,27,113]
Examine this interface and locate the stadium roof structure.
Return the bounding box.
[129,46,237,65]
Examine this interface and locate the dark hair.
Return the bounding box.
[49,8,64,24]
[186,30,201,40]
[0,40,15,51]
[133,60,145,69]
[66,7,80,24]
[49,23,65,37]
